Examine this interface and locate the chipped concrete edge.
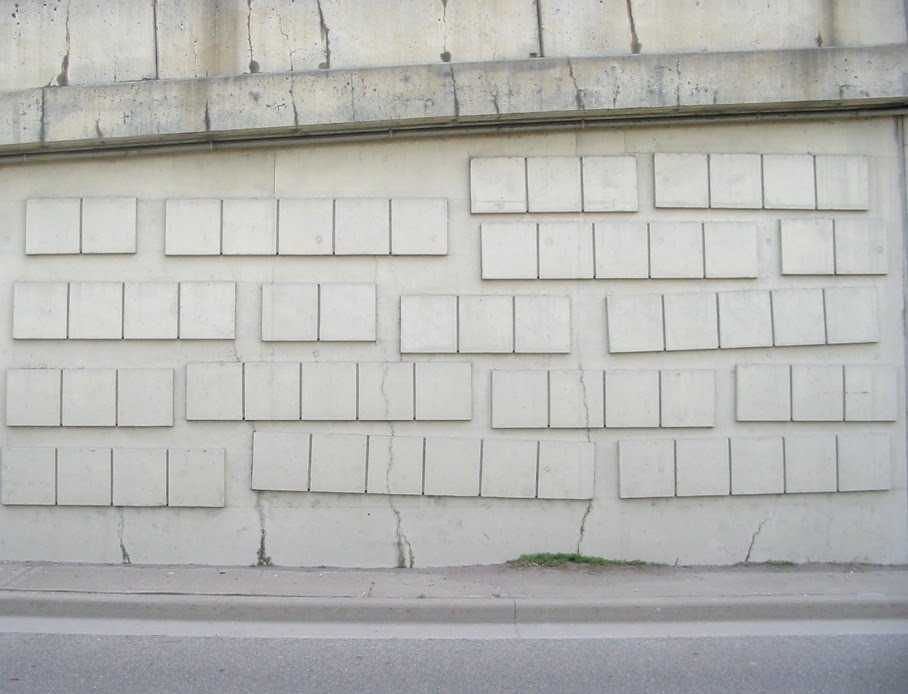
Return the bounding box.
[1,44,907,160]
[1,592,907,624]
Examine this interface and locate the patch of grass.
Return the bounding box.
[507,552,653,567]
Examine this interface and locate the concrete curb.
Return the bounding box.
[1,591,906,625]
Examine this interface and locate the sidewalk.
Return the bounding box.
[1,562,907,628]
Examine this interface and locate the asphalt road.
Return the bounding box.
[1,633,906,693]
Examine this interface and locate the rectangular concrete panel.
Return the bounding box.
[703,222,759,278]
[470,157,527,213]
[5,369,61,427]
[480,439,538,498]
[480,222,538,279]
[423,437,481,497]
[538,222,594,279]
[244,362,301,421]
[654,153,709,208]
[117,369,174,427]
[222,199,277,255]
[80,197,137,254]
[513,295,571,354]
[414,362,472,421]
[784,435,837,494]
[357,362,415,421]
[13,282,69,339]
[278,199,333,255]
[56,448,112,506]
[527,157,582,212]
[771,288,826,346]
[458,295,514,354]
[648,222,704,278]
[261,283,319,342]
[594,222,649,279]
[112,449,168,507]
[618,439,676,499]
[366,435,424,495]
[0,447,56,505]
[762,154,816,209]
[824,286,879,344]
[68,282,123,339]
[661,370,716,428]
[25,198,81,255]
[252,432,311,492]
[606,294,664,353]
[736,364,791,421]
[548,370,605,429]
[837,433,890,492]
[300,363,357,420]
[61,369,117,427]
[164,199,222,256]
[791,365,844,422]
[604,370,660,428]
[581,155,638,212]
[708,153,762,209]
[334,198,390,255]
[491,370,548,428]
[318,283,376,342]
[309,434,368,494]
[400,295,458,353]
[663,292,719,352]
[537,441,594,500]
[844,364,898,422]
[780,218,835,275]
[185,362,244,421]
[178,282,236,340]
[718,291,773,348]
[123,283,179,340]
[675,438,730,497]
[390,198,448,255]
[815,155,870,210]
[167,449,226,507]
[730,437,785,495]
[833,219,887,275]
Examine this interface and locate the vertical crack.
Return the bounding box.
[204,101,211,131]
[315,0,331,70]
[56,0,71,86]
[391,504,415,568]
[246,0,260,73]
[625,0,642,54]
[255,492,273,566]
[534,0,545,57]
[151,0,160,79]
[576,500,593,554]
[39,89,47,143]
[567,58,585,111]
[744,519,767,564]
[449,64,460,118]
[440,0,451,62]
[117,508,131,565]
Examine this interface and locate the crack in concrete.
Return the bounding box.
[278,16,294,71]
[289,80,299,127]
[567,58,585,111]
[39,89,47,143]
[534,0,545,57]
[490,85,501,115]
[203,100,211,131]
[440,0,451,62]
[246,0,260,73]
[625,0,642,54]
[675,57,682,107]
[95,117,103,139]
[151,0,160,79]
[576,500,593,554]
[449,64,460,118]
[744,519,767,564]
[117,509,131,565]
[56,0,71,86]
[315,0,331,69]
[255,493,273,567]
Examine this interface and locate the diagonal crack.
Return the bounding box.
[744,519,767,564]
[315,0,331,69]
[576,500,593,553]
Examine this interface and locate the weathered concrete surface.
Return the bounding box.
[1,45,907,157]
[2,1,905,91]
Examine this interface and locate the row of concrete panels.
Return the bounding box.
[186,362,471,422]
[252,432,594,500]
[491,369,715,429]
[618,433,891,499]
[400,295,570,354]
[481,221,758,280]
[606,286,878,353]
[469,154,868,213]
[736,364,897,422]
[164,198,448,256]
[0,447,225,507]
[24,198,137,255]
[6,369,173,427]
[780,218,887,275]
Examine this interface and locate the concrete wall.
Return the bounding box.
[1,0,906,91]
[1,117,906,566]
